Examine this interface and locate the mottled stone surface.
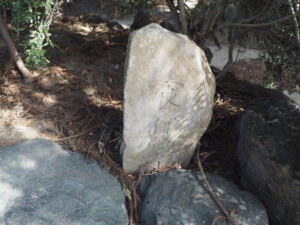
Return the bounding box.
[139,169,268,225]
[236,99,300,225]
[0,139,128,225]
[123,24,215,173]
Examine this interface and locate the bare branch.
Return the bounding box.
[220,11,300,28]
[216,33,235,81]
[288,0,300,53]
[198,0,227,46]
[196,149,237,225]
[46,0,62,30]
[177,0,188,34]
[165,0,181,32]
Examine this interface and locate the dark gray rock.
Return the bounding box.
[0,139,128,225]
[236,99,300,225]
[139,169,268,225]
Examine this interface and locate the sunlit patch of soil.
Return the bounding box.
[0,17,128,152]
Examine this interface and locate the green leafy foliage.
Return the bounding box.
[0,0,55,69]
[241,0,300,86]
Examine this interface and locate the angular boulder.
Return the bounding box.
[139,170,268,225]
[0,139,128,225]
[236,99,300,225]
[123,24,215,173]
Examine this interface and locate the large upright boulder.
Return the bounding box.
[123,24,215,173]
[0,139,128,225]
[236,99,300,225]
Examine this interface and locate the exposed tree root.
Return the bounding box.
[0,15,34,80]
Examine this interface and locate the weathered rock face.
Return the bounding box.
[123,24,215,173]
[0,139,128,225]
[139,170,268,225]
[236,99,300,225]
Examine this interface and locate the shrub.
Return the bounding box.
[1,0,57,70]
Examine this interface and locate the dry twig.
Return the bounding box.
[54,128,95,141]
[210,215,226,225]
[88,146,142,225]
[196,148,237,225]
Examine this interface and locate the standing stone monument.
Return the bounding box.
[123,24,215,173]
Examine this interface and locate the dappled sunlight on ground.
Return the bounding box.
[0,16,126,154]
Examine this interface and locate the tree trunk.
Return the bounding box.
[177,0,188,34]
[199,0,226,46]
[166,0,181,32]
[216,28,235,81]
[0,14,34,80]
[288,0,300,56]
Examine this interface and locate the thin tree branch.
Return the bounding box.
[199,0,226,46]
[165,0,181,32]
[46,0,60,30]
[220,11,300,28]
[197,149,237,225]
[54,128,95,141]
[178,0,188,34]
[288,0,300,54]
[216,30,235,81]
